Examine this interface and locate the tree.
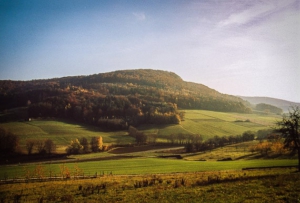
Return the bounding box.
[44,139,56,155]
[79,137,89,153]
[275,106,300,171]
[36,140,45,154]
[26,139,35,155]
[90,136,103,152]
[256,129,273,141]
[128,126,147,144]
[128,126,138,137]
[66,139,83,154]
[242,131,255,142]
[135,131,147,145]
[0,127,19,154]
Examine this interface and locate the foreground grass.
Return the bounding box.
[0,168,299,202]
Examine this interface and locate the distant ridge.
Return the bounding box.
[238,96,300,112]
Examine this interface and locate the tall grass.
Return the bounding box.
[0,168,299,202]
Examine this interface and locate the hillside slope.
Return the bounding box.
[0,69,251,127]
[239,96,300,112]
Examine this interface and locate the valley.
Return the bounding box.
[0,70,299,202]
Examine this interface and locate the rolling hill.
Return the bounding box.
[238,96,300,112]
[0,69,252,127]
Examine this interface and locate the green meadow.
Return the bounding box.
[0,110,298,203]
[0,110,281,152]
[140,110,280,140]
[0,120,133,153]
[0,158,297,179]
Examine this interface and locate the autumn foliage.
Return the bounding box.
[0,69,251,128]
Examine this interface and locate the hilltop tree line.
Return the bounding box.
[0,70,251,127]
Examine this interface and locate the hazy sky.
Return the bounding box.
[1,0,299,102]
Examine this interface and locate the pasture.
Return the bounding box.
[140,110,280,140]
[0,119,133,153]
[0,157,297,180]
[0,110,280,153]
[0,110,298,202]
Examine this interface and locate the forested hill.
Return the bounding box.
[0,69,251,128]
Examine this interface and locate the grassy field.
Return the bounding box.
[1,168,299,202]
[183,140,260,161]
[0,119,134,153]
[140,110,280,140]
[0,110,281,153]
[0,157,297,180]
[0,110,298,202]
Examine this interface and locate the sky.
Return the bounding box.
[0,0,299,102]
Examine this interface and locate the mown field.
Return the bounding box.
[0,110,281,153]
[144,110,281,140]
[0,157,297,180]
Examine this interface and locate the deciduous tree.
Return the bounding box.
[0,127,19,154]
[79,137,89,153]
[66,139,83,154]
[36,140,45,154]
[90,136,103,152]
[275,106,300,171]
[26,139,35,155]
[44,139,56,155]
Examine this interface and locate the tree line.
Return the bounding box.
[0,127,57,156]
[127,125,256,151]
[25,139,56,155]
[184,131,255,153]
[0,126,105,156]
[66,136,104,154]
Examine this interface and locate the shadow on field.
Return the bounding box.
[108,145,181,154]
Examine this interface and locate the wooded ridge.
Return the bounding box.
[0,69,251,128]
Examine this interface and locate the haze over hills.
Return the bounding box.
[238,96,300,112]
[0,69,252,127]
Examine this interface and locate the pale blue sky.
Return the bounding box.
[0,0,299,102]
